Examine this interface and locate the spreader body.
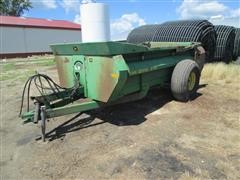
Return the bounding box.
[21,41,205,141]
[51,41,204,103]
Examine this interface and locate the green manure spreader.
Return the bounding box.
[20,41,205,141]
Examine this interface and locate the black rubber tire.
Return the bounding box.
[171,60,200,102]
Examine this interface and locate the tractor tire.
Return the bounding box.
[171,60,200,102]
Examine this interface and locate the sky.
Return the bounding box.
[25,0,240,40]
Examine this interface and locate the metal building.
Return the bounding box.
[0,16,81,58]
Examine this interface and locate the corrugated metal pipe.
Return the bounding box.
[213,25,236,63]
[127,20,217,62]
[233,28,240,60]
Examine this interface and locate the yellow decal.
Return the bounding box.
[111,73,118,79]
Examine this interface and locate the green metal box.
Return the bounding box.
[51,41,204,103]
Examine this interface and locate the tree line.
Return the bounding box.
[0,0,32,16]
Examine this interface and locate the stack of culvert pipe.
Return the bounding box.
[127,20,217,61]
[214,25,236,63]
[233,28,240,60]
[126,25,159,44]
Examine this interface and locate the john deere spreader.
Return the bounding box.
[20,41,205,141]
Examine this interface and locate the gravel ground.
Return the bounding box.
[1,59,239,179]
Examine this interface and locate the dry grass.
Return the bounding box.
[201,63,240,84]
[179,170,210,180]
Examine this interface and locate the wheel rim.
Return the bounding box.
[188,71,196,91]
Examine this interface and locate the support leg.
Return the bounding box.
[33,101,40,124]
[40,106,46,142]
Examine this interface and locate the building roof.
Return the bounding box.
[0,16,81,30]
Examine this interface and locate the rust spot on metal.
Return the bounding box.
[55,56,71,88]
[97,57,116,102]
[194,46,205,70]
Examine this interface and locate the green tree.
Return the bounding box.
[0,0,32,16]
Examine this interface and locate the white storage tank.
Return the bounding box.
[80,1,110,42]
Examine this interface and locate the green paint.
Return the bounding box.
[46,101,101,118]
[22,41,204,121]
[50,41,198,56]
[51,41,198,103]
[50,41,148,56]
